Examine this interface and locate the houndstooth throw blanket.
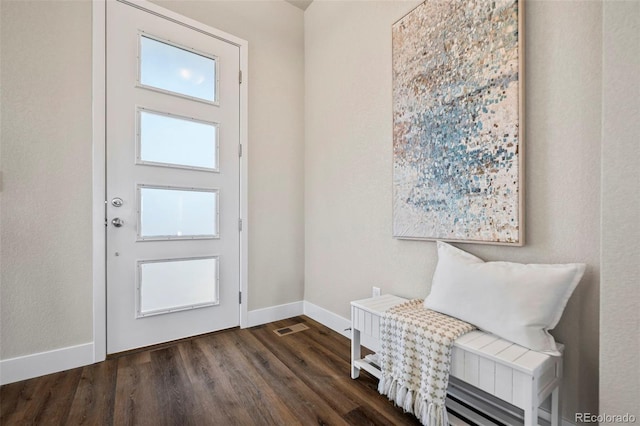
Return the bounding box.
[378,299,476,426]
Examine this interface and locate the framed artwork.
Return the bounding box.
[392,0,524,245]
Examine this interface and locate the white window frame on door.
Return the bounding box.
[91,0,249,363]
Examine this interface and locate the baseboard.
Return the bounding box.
[0,342,94,385]
[539,407,576,426]
[246,301,304,327]
[302,301,379,351]
[2,302,304,385]
[303,300,350,338]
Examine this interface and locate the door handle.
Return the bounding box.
[111,218,124,227]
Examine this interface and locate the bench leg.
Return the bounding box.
[351,327,361,379]
[551,386,561,426]
[524,406,537,426]
[551,357,563,426]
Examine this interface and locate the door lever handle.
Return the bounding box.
[111,218,124,227]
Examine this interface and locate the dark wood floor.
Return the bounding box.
[1,316,423,425]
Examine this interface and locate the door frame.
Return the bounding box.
[92,0,249,362]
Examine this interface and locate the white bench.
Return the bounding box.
[351,295,563,426]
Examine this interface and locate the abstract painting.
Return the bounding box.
[392,0,523,245]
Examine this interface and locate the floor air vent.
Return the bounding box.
[273,323,309,337]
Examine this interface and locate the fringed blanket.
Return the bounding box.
[378,299,476,426]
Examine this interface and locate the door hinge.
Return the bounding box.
[238,218,243,231]
[239,70,243,84]
[239,291,242,304]
[239,144,243,157]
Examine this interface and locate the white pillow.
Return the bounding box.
[424,241,585,355]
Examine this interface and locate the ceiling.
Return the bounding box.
[285,0,313,11]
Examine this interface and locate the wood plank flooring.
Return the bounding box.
[1,316,424,426]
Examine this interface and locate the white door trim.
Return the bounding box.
[92,0,249,363]
[92,0,107,363]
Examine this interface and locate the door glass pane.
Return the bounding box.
[139,186,218,240]
[139,35,217,102]
[138,257,219,317]
[139,109,218,171]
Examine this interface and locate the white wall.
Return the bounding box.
[600,0,640,419]
[0,0,305,363]
[305,0,602,420]
[0,0,94,359]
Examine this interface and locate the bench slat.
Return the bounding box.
[478,357,496,394]
[480,338,514,356]
[494,343,529,363]
[495,363,514,403]
[464,333,500,350]
[455,330,486,344]
[513,350,552,376]
[464,352,480,387]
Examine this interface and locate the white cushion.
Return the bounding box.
[424,241,585,355]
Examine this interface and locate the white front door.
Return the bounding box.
[106,0,242,354]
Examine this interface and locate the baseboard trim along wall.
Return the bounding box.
[539,409,576,426]
[248,300,378,350]
[303,300,349,337]
[302,300,378,351]
[3,302,307,385]
[0,342,95,385]
[246,301,304,327]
